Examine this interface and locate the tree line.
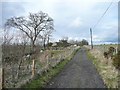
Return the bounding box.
[47,38,89,48]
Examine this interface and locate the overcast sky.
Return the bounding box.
[1,0,119,44]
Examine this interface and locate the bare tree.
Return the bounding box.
[3,29,14,45]
[0,28,4,45]
[20,31,30,53]
[4,11,54,53]
[42,27,53,49]
[4,11,54,78]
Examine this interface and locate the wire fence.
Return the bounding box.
[2,46,79,88]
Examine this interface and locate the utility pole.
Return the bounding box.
[90,28,93,49]
[47,35,50,46]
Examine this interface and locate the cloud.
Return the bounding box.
[1,0,118,44]
[69,17,83,28]
[1,2,25,26]
[1,0,119,2]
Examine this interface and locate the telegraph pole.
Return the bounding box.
[90,28,93,49]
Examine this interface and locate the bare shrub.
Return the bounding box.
[112,51,120,70]
[103,47,116,59]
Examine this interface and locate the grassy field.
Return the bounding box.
[86,44,119,88]
[93,44,118,53]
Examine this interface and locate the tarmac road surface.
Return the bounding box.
[46,48,106,88]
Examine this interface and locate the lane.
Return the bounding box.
[46,48,106,88]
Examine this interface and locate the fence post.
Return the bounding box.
[0,44,3,89]
[32,59,35,78]
[1,68,4,89]
[0,68,1,89]
[115,47,118,54]
[47,55,48,69]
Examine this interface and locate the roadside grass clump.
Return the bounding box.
[50,50,64,57]
[22,59,68,89]
[103,47,116,59]
[21,47,80,89]
[102,46,120,69]
[112,51,120,70]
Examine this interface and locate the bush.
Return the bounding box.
[103,47,116,59]
[112,51,120,69]
[108,47,115,58]
[109,47,115,53]
[103,52,109,59]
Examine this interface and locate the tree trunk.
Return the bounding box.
[16,59,23,79]
[43,39,46,50]
[47,36,49,49]
[31,39,35,54]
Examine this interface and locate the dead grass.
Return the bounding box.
[86,45,119,88]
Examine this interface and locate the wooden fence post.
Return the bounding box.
[0,45,3,89]
[46,51,49,69]
[0,68,2,90]
[115,47,118,54]
[1,68,4,89]
[32,59,35,78]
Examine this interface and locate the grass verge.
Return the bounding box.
[87,50,100,70]
[21,47,80,89]
[87,50,119,89]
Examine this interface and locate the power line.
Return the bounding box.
[93,0,114,29]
